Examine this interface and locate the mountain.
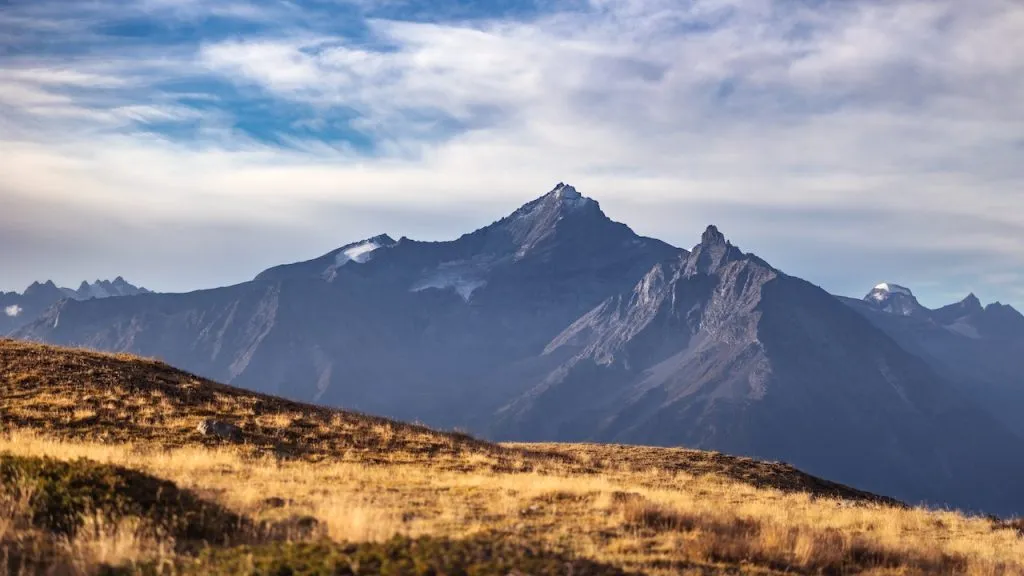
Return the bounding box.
[862,283,932,317]
[1,281,66,335]
[12,185,1024,515]
[14,184,680,427]
[841,287,1024,439]
[491,226,1024,514]
[63,277,151,300]
[0,277,148,335]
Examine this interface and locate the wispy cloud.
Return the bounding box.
[0,0,1022,306]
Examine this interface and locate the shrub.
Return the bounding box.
[183,535,634,575]
[0,452,243,543]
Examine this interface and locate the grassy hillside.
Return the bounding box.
[1,338,1023,575]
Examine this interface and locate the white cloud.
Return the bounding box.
[4,305,22,318]
[1,0,1023,304]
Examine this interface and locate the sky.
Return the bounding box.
[1,0,1023,308]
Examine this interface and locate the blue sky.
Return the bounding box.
[1,0,1023,308]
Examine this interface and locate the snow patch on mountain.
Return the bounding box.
[323,238,387,281]
[412,277,487,301]
[342,241,382,264]
[411,260,489,302]
[4,305,21,317]
[337,240,382,266]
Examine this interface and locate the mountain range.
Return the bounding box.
[7,184,1024,515]
[0,277,149,334]
[841,284,1024,439]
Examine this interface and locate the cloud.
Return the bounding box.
[0,0,1023,305]
[5,305,22,318]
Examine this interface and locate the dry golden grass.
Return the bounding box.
[2,339,1024,575]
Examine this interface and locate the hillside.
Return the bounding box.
[3,340,1024,575]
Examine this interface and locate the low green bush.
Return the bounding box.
[0,452,242,543]
[184,535,633,575]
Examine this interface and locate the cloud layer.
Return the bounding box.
[1,0,1023,306]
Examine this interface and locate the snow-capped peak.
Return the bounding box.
[864,282,927,316]
[871,283,913,299]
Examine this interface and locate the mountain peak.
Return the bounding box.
[551,182,578,197]
[983,301,1024,320]
[683,225,747,276]
[864,283,928,317]
[869,283,914,301]
[961,293,983,312]
[464,182,612,258]
[701,225,727,246]
[70,278,150,300]
[24,280,60,297]
[933,292,986,325]
[545,182,592,209]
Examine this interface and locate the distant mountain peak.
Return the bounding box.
[983,301,1024,320]
[864,283,928,317]
[465,182,615,259]
[871,283,914,299]
[23,280,61,298]
[520,182,597,215]
[69,278,150,300]
[548,182,588,204]
[546,182,595,211]
[551,181,576,196]
[684,225,746,276]
[961,293,983,311]
[701,224,727,246]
